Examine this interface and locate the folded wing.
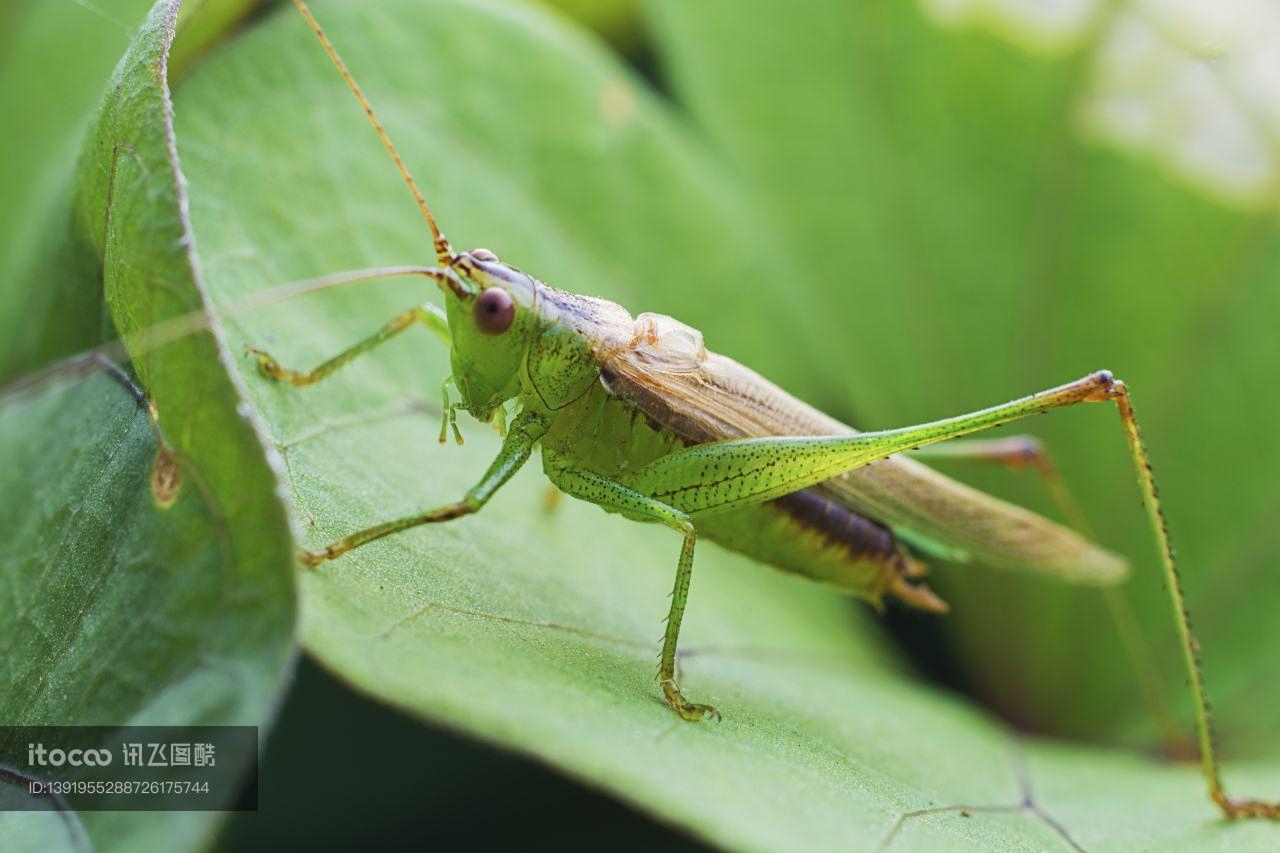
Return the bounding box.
[600,314,1126,585]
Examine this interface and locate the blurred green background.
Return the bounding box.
[3,0,1279,848]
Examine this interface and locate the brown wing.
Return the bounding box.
[601,313,1126,584]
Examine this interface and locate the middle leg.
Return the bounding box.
[548,464,718,721]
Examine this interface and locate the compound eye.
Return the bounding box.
[470,247,499,262]
[474,287,515,334]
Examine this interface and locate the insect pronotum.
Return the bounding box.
[17,0,1276,822]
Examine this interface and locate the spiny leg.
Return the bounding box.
[303,411,548,564]
[548,464,718,721]
[1111,384,1277,819]
[628,372,1127,515]
[912,435,1188,757]
[627,370,1275,819]
[247,303,449,387]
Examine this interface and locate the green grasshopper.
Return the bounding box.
[240,0,1278,820]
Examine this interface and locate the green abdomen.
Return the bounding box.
[542,384,903,604]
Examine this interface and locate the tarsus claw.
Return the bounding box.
[245,346,285,381]
[661,678,720,722]
[1213,792,1280,820]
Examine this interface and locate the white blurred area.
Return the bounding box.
[920,0,1280,209]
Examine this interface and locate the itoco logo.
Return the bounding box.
[27,743,113,767]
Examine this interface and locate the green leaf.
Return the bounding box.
[1,373,236,850]
[1,2,294,849]
[156,0,1280,848]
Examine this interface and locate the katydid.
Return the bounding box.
[200,0,1280,821]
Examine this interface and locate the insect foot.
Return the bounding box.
[661,678,721,722]
[298,546,336,567]
[244,345,289,382]
[1214,792,1280,821]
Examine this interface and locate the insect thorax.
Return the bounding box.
[525,286,633,412]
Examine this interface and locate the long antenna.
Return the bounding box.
[0,266,456,406]
[292,0,455,267]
